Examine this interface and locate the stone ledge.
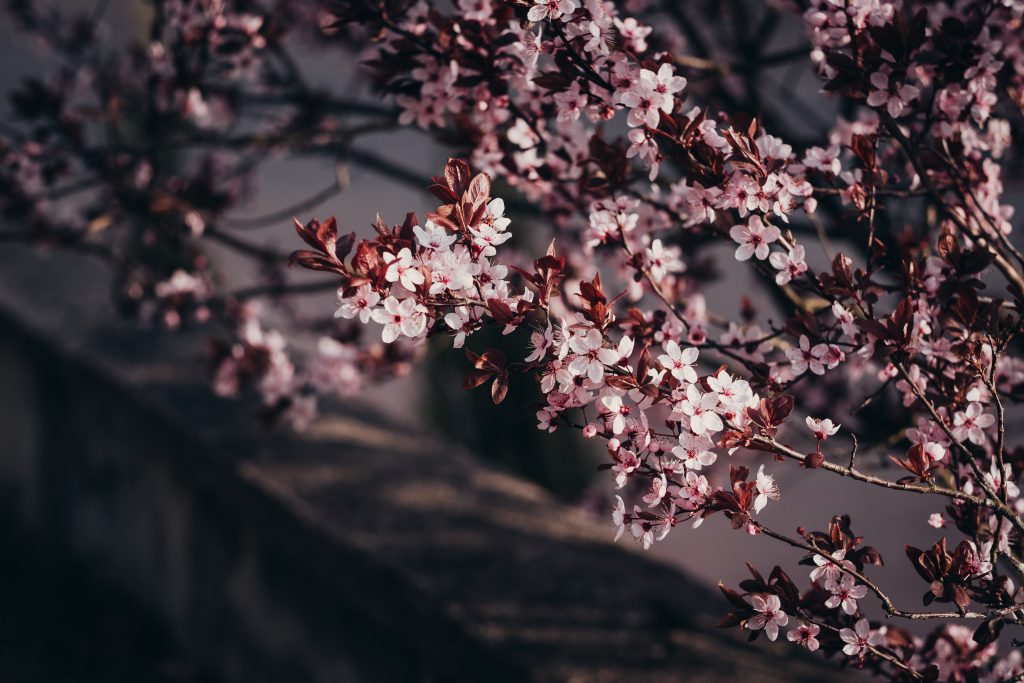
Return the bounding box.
[0,248,845,682]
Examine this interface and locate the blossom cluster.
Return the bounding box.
[5,0,1024,679]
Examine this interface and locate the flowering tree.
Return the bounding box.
[5,0,1024,679]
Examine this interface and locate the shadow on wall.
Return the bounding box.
[0,517,216,683]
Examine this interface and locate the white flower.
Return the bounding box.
[680,384,723,435]
[525,323,554,363]
[631,503,676,549]
[469,222,512,257]
[832,302,858,338]
[487,197,511,231]
[335,285,379,323]
[729,215,780,261]
[599,394,630,434]
[706,371,753,412]
[768,245,807,284]
[598,335,635,367]
[568,325,605,383]
[613,17,651,53]
[952,402,995,445]
[672,432,717,470]
[965,540,994,578]
[825,574,868,615]
[866,70,920,118]
[443,306,475,348]
[806,416,840,440]
[412,221,457,250]
[618,76,661,128]
[526,0,578,22]
[612,449,639,488]
[756,134,792,161]
[659,340,699,383]
[753,465,780,513]
[809,549,849,584]
[985,463,1019,499]
[383,248,425,290]
[611,495,627,541]
[839,619,885,656]
[645,239,683,282]
[642,474,667,507]
[746,594,788,641]
[371,296,427,343]
[640,63,686,114]
[787,623,820,651]
[787,335,828,376]
[554,81,587,122]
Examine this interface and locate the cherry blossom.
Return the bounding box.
[599,394,630,435]
[14,0,1024,676]
[658,341,699,383]
[413,222,458,251]
[825,574,868,615]
[768,245,808,285]
[706,371,752,413]
[645,239,683,282]
[443,307,476,349]
[678,384,723,435]
[805,417,840,441]
[866,70,921,118]
[753,466,780,514]
[640,64,687,114]
[618,78,662,129]
[839,619,885,657]
[746,594,788,641]
[371,297,427,344]
[383,248,426,291]
[598,336,634,368]
[952,403,996,445]
[787,623,820,652]
[672,432,717,470]
[787,335,827,376]
[643,474,668,507]
[729,215,781,261]
[611,495,628,541]
[527,0,579,23]
[335,286,380,324]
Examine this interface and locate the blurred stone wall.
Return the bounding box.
[0,247,852,682]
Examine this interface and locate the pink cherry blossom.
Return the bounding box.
[371,296,427,343]
[747,594,788,641]
[753,465,780,513]
[526,0,579,22]
[787,623,820,651]
[866,70,921,118]
[806,416,840,441]
[679,384,724,435]
[839,619,885,657]
[825,574,868,615]
[611,495,628,541]
[953,402,996,445]
[672,432,717,470]
[729,215,781,261]
[658,340,699,383]
[383,248,426,290]
[768,245,808,284]
[335,285,380,324]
